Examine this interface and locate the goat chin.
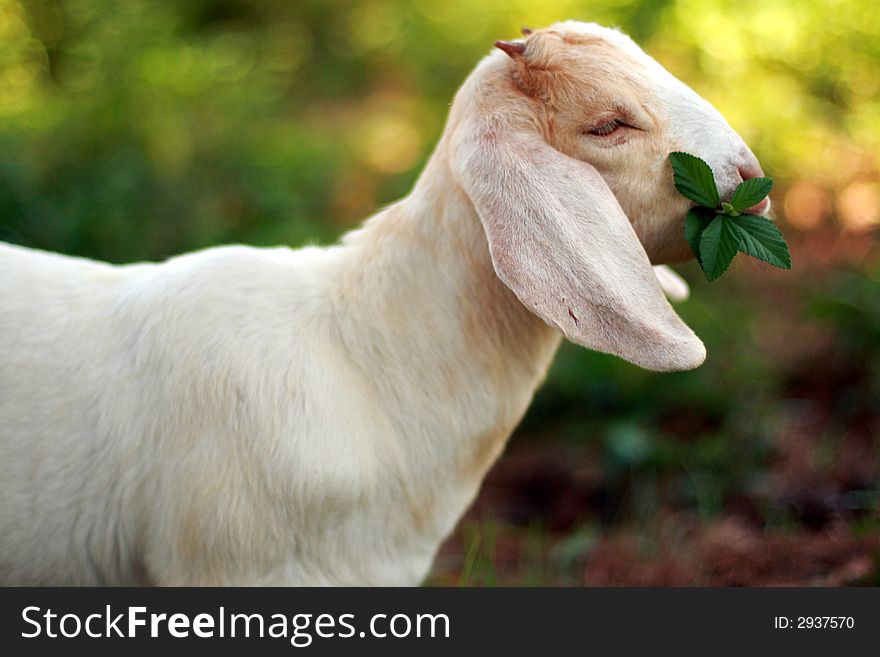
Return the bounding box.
[0,21,762,585]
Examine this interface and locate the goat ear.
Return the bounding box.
[450,119,705,371]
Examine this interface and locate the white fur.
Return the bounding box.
[0,22,764,585]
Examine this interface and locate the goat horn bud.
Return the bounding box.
[494,40,526,59]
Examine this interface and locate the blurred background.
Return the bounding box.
[1,0,878,585]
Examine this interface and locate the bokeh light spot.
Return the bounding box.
[359,115,422,173]
[836,181,880,232]
[784,183,830,231]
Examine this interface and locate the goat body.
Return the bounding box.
[0,162,559,584]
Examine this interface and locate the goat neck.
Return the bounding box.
[331,137,561,521]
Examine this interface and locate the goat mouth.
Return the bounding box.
[746,197,771,215]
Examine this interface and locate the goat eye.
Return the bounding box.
[587,119,621,137]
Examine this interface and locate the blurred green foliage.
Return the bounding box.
[2,0,879,260]
[1,0,878,580]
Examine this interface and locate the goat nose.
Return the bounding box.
[737,163,764,182]
[736,163,771,215]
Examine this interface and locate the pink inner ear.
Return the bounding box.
[495,40,526,59]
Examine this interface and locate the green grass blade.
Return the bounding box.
[457,528,481,587]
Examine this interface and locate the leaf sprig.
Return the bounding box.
[670,152,791,281]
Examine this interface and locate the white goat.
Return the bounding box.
[0,22,769,585]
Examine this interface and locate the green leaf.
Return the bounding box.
[684,208,714,265]
[730,213,792,269]
[699,216,740,281]
[730,177,773,213]
[669,150,789,281]
[669,152,720,208]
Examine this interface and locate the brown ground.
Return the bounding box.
[430,436,879,585]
